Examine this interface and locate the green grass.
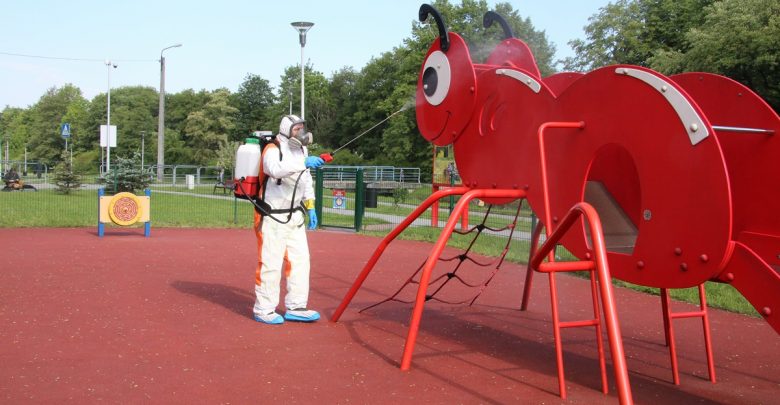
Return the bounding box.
[364,224,532,264]
[329,186,531,219]
[362,224,758,317]
[1,190,100,227]
[320,210,388,229]
[0,188,252,228]
[610,279,757,316]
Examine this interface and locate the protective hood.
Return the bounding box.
[279,114,313,147]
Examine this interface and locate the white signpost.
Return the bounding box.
[100,125,117,172]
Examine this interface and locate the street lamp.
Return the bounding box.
[140,130,146,170]
[157,43,182,182]
[291,21,313,120]
[105,60,117,173]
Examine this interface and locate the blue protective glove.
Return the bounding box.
[307,209,318,230]
[305,156,325,169]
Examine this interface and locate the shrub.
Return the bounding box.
[52,151,82,194]
[99,152,150,194]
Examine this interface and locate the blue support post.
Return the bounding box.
[144,188,151,237]
[98,188,105,237]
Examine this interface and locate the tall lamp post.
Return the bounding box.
[291,21,313,120]
[157,43,182,181]
[105,60,117,173]
[140,130,146,170]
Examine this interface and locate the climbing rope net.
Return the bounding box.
[360,201,526,312]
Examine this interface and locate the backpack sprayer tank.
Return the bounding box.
[234,131,274,199]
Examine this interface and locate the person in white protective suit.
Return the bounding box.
[253,115,325,325]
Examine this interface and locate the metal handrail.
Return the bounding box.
[322,166,421,183]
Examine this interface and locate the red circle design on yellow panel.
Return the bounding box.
[108,192,143,226]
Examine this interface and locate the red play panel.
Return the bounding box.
[1,228,777,403]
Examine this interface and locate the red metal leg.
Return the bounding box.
[547,272,566,398]
[661,284,716,385]
[331,187,470,322]
[589,270,609,394]
[520,221,543,311]
[699,284,717,383]
[661,288,672,347]
[461,205,469,232]
[400,188,526,370]
[661,288,681,385]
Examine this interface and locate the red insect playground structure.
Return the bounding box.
[332,4,779,404]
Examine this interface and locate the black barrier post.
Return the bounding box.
[355,169,364,231]
[448,171,455,215]
[365,185,378,208]
[233,193,238,224]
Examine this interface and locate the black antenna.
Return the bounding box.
[483,11,514,39]
[419,4,450,52]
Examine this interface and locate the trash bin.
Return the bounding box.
[365,186,378,208]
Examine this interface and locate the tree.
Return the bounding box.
[60,97,90,170]
[100,152,150,193]
[231,74,276,141]
[109,87,158,155]
[165,89,212,139]
[157,89,212,165]
[52,150,81,194]
[562,0,778,112]
[639,0,713,54]
[562,0,715,71]
[265,64,333,138]
[652,0,780,112]
[348,50,409,160]
[183,89,239,165]
[25,84,87,167]
[0,107,32,162]
[85,86,158,163]
[215,140,240,176]
[563,0,646,70]
[323,67,361,150]
[161,128,193,165]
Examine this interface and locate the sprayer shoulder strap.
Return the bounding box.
[258,142,282,188]
[257,142,283,208]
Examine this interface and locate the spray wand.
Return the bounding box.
[319,105,409,162]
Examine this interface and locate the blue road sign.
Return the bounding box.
[61,123,71,138]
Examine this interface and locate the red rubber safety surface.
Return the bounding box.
[1,228,778,404]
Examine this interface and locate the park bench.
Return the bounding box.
[213,179,236,195]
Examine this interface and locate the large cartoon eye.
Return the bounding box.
[421,50,451,106]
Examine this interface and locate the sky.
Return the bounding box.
[0,0,612,109]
